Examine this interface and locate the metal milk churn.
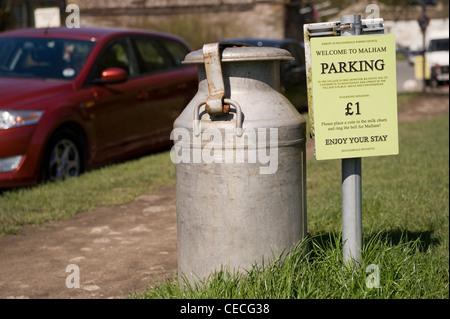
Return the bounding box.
[171,42,307,284]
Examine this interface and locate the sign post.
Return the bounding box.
[410,0,437,91]
[340,15,363,266]
[419,4,430,91]
[304,13,398,266]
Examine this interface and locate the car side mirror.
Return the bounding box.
[99,67,128,85]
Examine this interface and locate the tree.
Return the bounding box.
[0,0,13,31]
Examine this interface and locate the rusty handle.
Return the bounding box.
[193,99,243,137]
[203,43,227,116]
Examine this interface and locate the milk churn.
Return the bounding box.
[171,42,307,284]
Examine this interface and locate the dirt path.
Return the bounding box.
[0,91,448,299]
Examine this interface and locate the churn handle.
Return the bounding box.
[193,99,243,138]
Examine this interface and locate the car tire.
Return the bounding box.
[40,129,86,183]
[430,76,439,88]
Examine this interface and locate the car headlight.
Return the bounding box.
[0,110,43,130]
[0,155,23,172]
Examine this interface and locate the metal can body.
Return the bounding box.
[173,46,307,283]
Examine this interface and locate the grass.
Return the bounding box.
[396,91,418,109]
[0,93,448,299]
[0,151,175,235]
[132,232,447,299]
[0,92,421,236]
[131,110,448,299]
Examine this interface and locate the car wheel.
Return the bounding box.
[41,129,85,182]
[430,76,439,88]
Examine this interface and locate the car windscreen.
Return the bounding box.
[0,37,95,80]
[428,39,449,52]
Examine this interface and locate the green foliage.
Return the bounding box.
[0,93,448,299]
[133,232,448,299]
[0,152,175,235]
[133,112,449,299]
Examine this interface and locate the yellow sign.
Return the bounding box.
[310,34,399,160]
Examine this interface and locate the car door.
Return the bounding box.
[127,35,197,148]
[87,35,196,165]
[87,37,145,163]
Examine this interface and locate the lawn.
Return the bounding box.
[0,93,448,299]
[132,111,449,299]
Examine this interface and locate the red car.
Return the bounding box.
[0,27,198,188]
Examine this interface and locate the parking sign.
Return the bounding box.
[310,34,398,160]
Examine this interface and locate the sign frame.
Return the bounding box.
[309,34,398,160]
[304,17,398,161]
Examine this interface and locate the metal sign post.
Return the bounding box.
[340,14,362,267]
[304,13,398,267]
[411,0,437,90]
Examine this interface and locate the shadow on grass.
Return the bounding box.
[309,228,440,254]
[368,229,440,252]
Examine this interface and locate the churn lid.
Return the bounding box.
[183,42,294,64]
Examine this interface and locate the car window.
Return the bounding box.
[0,37,94,80]
[428,39,449,52]
[92,39,134,80]
[160,38,190,66]
[132,37,172,74]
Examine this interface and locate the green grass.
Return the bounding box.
[130,111,448,299]
[0,151,175,235]
[0,93,448,299]
[307,113,449,239]
[132,232,447,299]
[0,92,423,236]
[396,92,418,109]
